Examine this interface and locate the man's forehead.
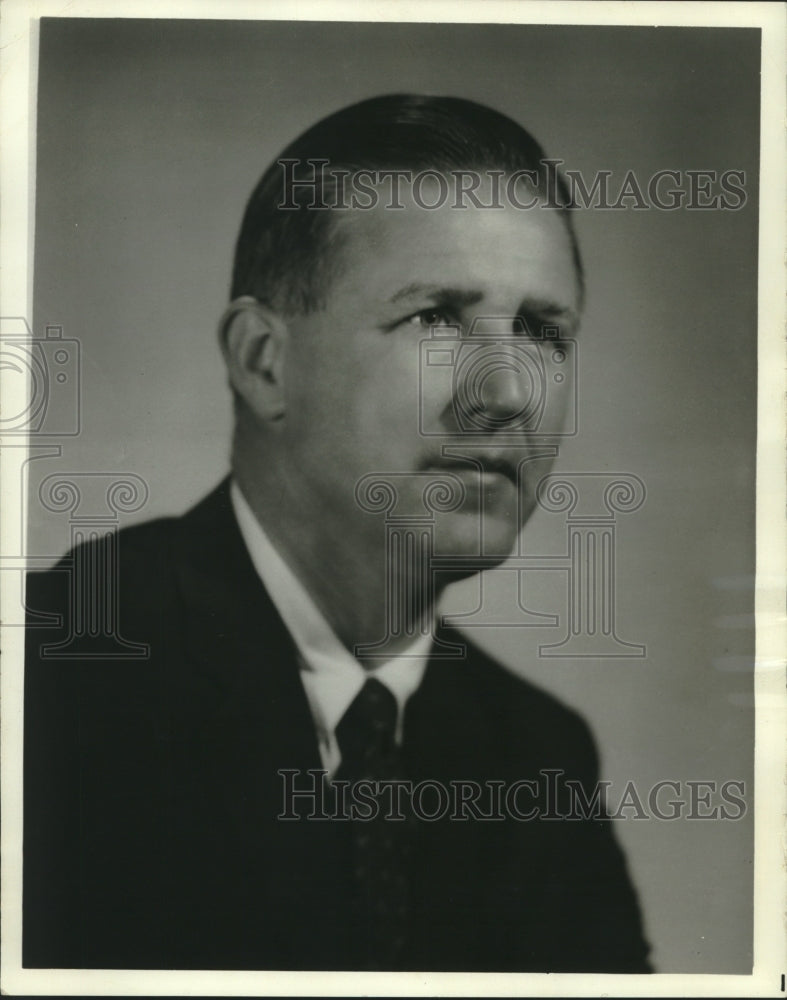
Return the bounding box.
[327,190,581,310]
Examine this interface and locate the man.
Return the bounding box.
[24,94,651,972]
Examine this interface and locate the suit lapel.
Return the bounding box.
[170,478,321,770]
[404,628,504,781]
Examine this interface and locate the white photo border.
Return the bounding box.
[1,1,784,996]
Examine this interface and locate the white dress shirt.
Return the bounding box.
[230,480,433,776]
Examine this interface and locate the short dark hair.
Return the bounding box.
[230,93,582,314]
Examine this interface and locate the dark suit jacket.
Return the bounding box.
[23,480,651,972]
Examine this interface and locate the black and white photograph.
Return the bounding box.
[1,2,785,996]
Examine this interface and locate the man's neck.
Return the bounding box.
[232,466,438,666]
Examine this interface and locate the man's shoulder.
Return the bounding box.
[440,630,600,771]
[28,480,230,588]
[453,631,591,719]
[26,512,180,609]
[23,481,244,665]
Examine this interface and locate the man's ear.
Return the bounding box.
[218,296,288,422]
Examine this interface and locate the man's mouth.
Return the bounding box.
[424,455,520,487]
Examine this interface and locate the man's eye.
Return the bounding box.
[516,315,572,347]
[407,309,454,329]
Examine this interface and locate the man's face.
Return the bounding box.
[280,184,581,567]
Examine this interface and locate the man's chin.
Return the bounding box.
[432,507,520,566]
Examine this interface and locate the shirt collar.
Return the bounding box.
[229,479,432,740]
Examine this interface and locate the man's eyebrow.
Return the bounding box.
[386,283,484,308]
[518,297,581,332]
[385,283,581,332]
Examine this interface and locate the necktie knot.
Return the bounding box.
[335,677,398,779]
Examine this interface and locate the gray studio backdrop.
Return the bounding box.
[29,19,758,973]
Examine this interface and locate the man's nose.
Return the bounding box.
[475,358,530,421]
[454,344,537,429]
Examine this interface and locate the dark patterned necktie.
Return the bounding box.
[334,677,414,970]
